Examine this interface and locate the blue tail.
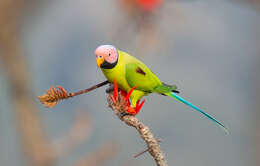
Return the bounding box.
[167,92,229,134]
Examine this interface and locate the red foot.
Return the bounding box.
[124,85,145,115]
[120,90,130,106]
[110,79,145,115]
[127,99,145,115]
[110,79,119,103]
[110,78,136,105]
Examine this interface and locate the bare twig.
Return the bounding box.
[69,80,109,97]
[38,81,109,108]
[107,93,168,166]
[134,139,162,158]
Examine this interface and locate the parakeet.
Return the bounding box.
[95,45,228,133]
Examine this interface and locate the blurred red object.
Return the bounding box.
[137,0,162,11]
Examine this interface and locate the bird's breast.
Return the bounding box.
[101,66,131,92]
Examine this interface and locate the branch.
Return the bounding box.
[38,81,109,108]
[107,93,168,166]
[134,139,162,158]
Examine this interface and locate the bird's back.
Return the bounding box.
[118,50,162,92]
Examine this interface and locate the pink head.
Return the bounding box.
[95,45,118,69]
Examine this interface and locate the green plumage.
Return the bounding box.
[98,46,228,133]
[101,50,176,107]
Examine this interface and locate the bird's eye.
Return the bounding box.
[108,53,111,56]
[99,55,102,58]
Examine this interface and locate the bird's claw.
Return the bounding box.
[125,86,136,101]
[110,79,119,103]
[127,99,145,115]
[110,79,145,115]
[119,111,129,118]
[124,86,145,115]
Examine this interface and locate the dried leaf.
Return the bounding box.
[38,86,70,108]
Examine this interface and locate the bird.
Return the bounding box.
[95,44,229,133]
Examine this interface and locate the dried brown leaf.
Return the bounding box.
[38,86,70,108]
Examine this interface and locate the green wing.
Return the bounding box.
[125,63,162,92]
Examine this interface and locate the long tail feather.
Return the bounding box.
[167,92,229,134]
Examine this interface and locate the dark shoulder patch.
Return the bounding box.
[172,90,180,93]
[136,67,146,75]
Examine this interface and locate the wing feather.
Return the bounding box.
[125,63,161,92]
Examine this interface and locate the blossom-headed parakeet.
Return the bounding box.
[95,45,228,133]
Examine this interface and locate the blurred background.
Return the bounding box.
[0,0,259,166]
